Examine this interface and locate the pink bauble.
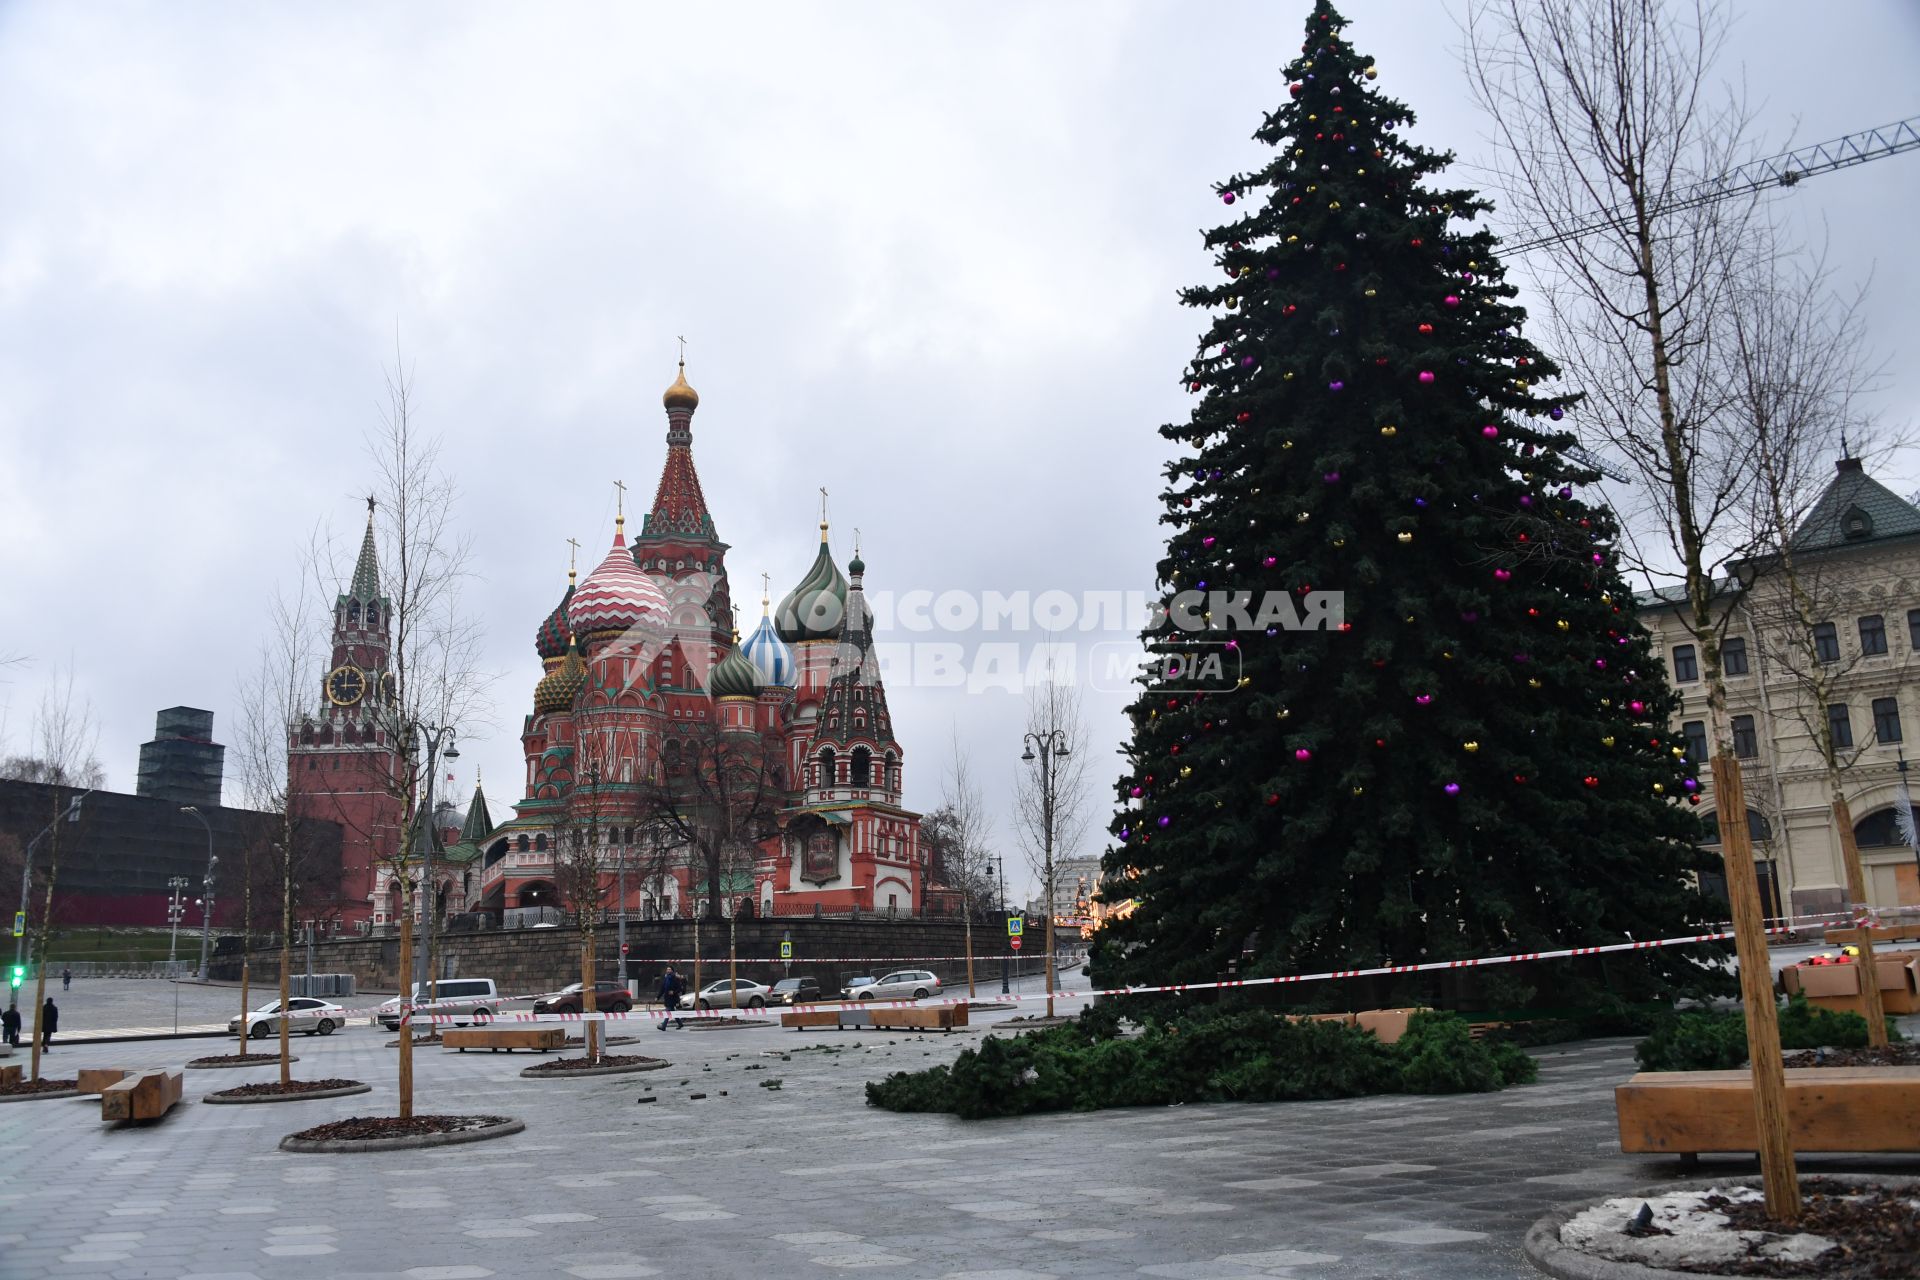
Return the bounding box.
[1294,748,1312,761]
[1481,425,1499,438]
[1444,294,1461,308]
[1418,371,1435,384]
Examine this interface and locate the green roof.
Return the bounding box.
[1790,458,1920,553]
[349,509,382,602]
[458,782,494,843]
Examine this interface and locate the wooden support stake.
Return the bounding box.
[1830,793,1889,1046]
[1712,750,1800,1220]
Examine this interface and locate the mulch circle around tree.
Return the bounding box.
[186,1053,297,1069]
[0,1078,80,1102]
[279,1113,524,1153]
[563,1034,639,1048]
[1528,1175,1920,1280]
[1783,1044,1920,1069]
[203,1079,371,1104]
[520,1054,669,1079]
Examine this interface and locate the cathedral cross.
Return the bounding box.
[566,537,581,579]
[819,486,828,525]
[613,479,626,520]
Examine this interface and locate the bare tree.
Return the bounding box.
[294,356,490,1119]
[234,539,331,1086]
[16,666,100,1081]
[551,734,613,1063]
[1014,665,1090,1017]
[1463,0,1823,1217]
[1730,237,1898,1042]
[935,731,996,996]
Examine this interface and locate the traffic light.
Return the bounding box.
[8,965,22,990]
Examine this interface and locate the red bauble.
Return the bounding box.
[1513,774,1528,784]
[1418,323,1434,334]
[1266,793,1280,805]
[1583,776,1599,788]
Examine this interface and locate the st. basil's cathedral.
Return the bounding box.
[291,363,935,930]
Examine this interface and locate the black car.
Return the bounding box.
[769,977,822,1006]
[532,982,634,1015]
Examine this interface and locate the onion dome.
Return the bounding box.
[568,519,670,644]
[776,523,848,643]
[533,635,589,715]
[740,594,796,688]
[663,361,699,411]
[534,573,576,667]
[708,638,763,700]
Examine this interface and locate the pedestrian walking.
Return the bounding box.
[1,1002,19,1048]
[40,997,58,1052]
[61,967,71,991]
[657,966,681,1031]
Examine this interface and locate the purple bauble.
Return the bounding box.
[1222,191,1236,204]
[1329,380,1344,392]
[1444,783,1460,796]
[1550,406,1565,420]
[1157,816,1170,828]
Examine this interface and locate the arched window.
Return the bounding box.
[884,752,898,788]
[535,833,548,852]
[348,603,361,627]
[818,747,836,788]
[364,604,379,628]
[517,834,530,853]
[1854,806,1920,848]
[851,747,872,787]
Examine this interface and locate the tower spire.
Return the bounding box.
[350,496,381,601]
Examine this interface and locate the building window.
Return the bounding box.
[1671,644,1698,683]
[535,834,548,852]
[1731,715,1757,759]
[1682,721,1708,763]
[1873,697,1904,744]
[1722,636,1748,676]
[1859,615,1888,656]
[851,747,871,787]
[1813,622,1840,663]
[1828,704,1854,750]
[1909,608,1920,651]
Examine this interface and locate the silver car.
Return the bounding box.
[855,970,942,1001]
[691,978,771,1010]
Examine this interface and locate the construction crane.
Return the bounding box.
[1504,115,1920,256]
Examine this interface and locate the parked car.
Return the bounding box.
[769,977,821,1006]
[377,977,500,1030]
[855,970,942,1001]
[841,975,876,998]
[229,998,345,1039]
[532,982,634,1015]
[691,978,771,1010]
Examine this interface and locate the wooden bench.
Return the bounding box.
[78,1067,133,1095]
[869,1004,969,1032]
[442,1026,564,1053]
[101,1069,183,1124]
[1617,1066,1920,1166]
[780,1009,842,1031]
[0,1063,19,1087]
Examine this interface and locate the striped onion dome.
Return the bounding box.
[708,640,763,700]
[533,636,589,715]
[739,599,796,688]
[534,575,575,667]
[775,523,847,644]
[567,520,669,644]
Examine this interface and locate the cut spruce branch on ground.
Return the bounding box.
[865,1008,1535,1119]
[0,1078,78,1096]
[1782,1044,1920,1068]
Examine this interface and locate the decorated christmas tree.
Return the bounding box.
[1091,0,1718,1007]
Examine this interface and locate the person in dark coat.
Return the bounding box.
[1,1002,19,1047]
[40,997,58,1051]
[657,967,682,1030]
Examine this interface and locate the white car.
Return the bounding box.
[855,970,942,1001]
[376,978,501,1030]
[690,978,771,1010]
[228,998,346,1039]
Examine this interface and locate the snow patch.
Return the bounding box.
[1560,1187,1838,1269]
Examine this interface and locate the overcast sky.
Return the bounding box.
[3,2,1917,903]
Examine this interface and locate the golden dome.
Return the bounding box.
[663,361,699,411]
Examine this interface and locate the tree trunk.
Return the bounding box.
[26,856,58,1083]
[964,901,976,998]
[236,871,251,1056]
[1830,792,1888,1046]
[581,923,599,1064]
[279,853,293,1087]
[397,889,414,1120]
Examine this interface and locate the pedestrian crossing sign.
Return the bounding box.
[1007,916,1023,938]
[779,941,792,960]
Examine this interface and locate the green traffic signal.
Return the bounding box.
[7,965,22,989]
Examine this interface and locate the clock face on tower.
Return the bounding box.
[327,666,366,706]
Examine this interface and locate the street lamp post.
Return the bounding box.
[997,856,1010,995]
[166,876,189,966]
[1021,730,1071,1018]
[181,806,216,981]
[616,831,629,992]
[410,724,459,1002]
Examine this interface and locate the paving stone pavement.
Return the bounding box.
[5,1001,1918,1280]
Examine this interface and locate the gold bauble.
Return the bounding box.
[1380,424,1397,437]
[1555,620,1570,632]
[1364,288,1376,297]
[1396,532,1413,544]
[1527,677,1542,688]
[1602,735,1616,747]
[1180,766,1193,778]
[1276,707,1291,720]
[1652,783,1665,794]
[1463,741,1480,753]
